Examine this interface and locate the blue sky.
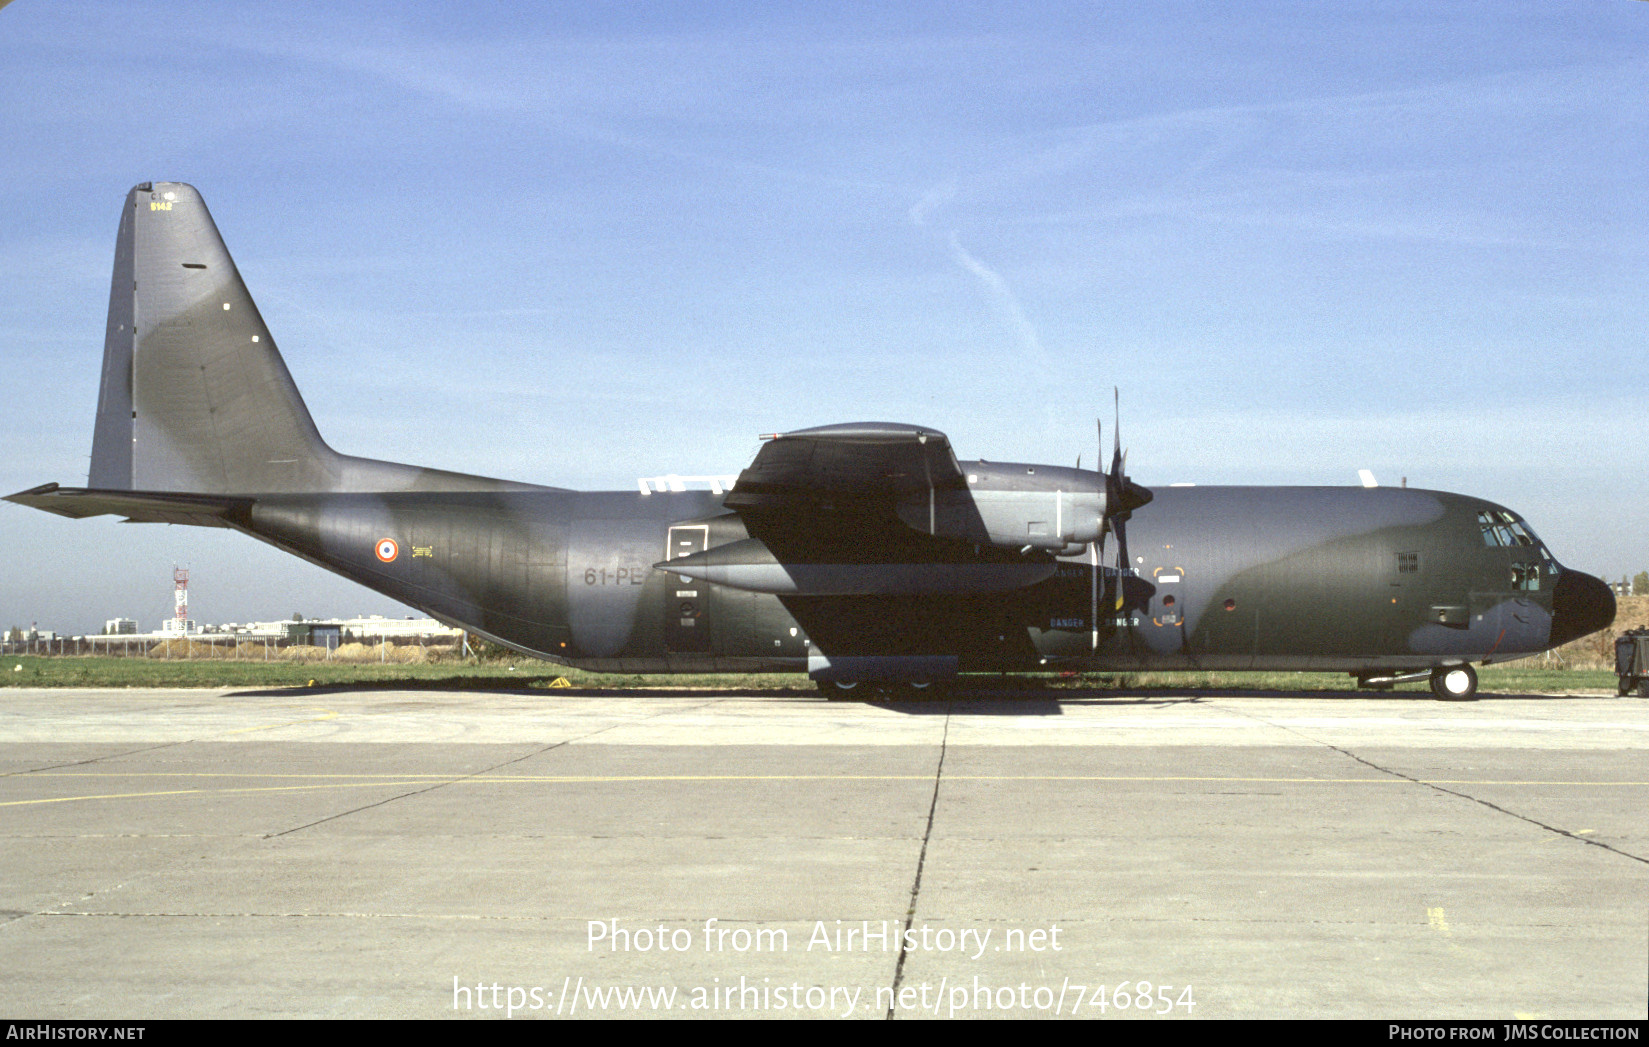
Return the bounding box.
[1,1,1644,634]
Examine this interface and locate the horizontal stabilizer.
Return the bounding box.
[4,483,249,528]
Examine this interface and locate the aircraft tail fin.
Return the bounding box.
[86,183,541,496]
[91,182,341,494]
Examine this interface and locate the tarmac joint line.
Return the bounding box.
[1325,743,1649,867]
[0,741,187,780]
[262,700,718,838]
[886,699,952,1020]
[1221,700,1649,867]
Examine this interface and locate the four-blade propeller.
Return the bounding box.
[1090,390,1153,649]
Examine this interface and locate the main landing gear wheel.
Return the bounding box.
[884,681,947,699]
[1429,665,1478,701]
[816,680,949,700]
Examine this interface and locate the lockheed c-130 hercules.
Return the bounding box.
[7,183,1617,700]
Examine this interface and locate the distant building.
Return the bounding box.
[285,622,343,650]
[64,614,461,645]
[269,616,460,642]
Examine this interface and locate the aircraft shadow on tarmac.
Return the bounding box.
[221,680,1620,715]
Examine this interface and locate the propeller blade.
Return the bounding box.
[1114,518,1130,612]
[1112,388,1121,465]
[1089,538,1099,651]
[1103,391,1152,522]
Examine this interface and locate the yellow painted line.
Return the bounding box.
[1427,907,1450,936]
[14,771,1649,785]
[25,772,480,781]
[223,708,339,735]
[6,773,1648,797]
[0,781,432,808]
[12,772,1649,785]
[1425,906,1479,960]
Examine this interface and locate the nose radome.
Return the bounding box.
[1549,570,1615,648]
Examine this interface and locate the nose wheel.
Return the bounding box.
[1429,665,1478,701]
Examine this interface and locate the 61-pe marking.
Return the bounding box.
[584,567,644,585]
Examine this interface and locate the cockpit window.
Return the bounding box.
[1478,509,1539,548]
[1479,509,1561,583]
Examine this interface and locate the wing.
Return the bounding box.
[670,423,1054,597]
[722,422,967,513]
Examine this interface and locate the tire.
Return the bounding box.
[1429,665,1478,701]
[817,679,860,700]
[881,680,948,699]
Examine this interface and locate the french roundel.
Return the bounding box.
[375,538,399,562]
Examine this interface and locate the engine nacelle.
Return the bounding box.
[896,461,1104,552]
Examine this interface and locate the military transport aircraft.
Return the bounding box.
[6,183,1617,700]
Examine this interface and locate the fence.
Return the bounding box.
[1,635,459,662]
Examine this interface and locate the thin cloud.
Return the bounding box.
[908,182,956,226]
[946,232,1054,375]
